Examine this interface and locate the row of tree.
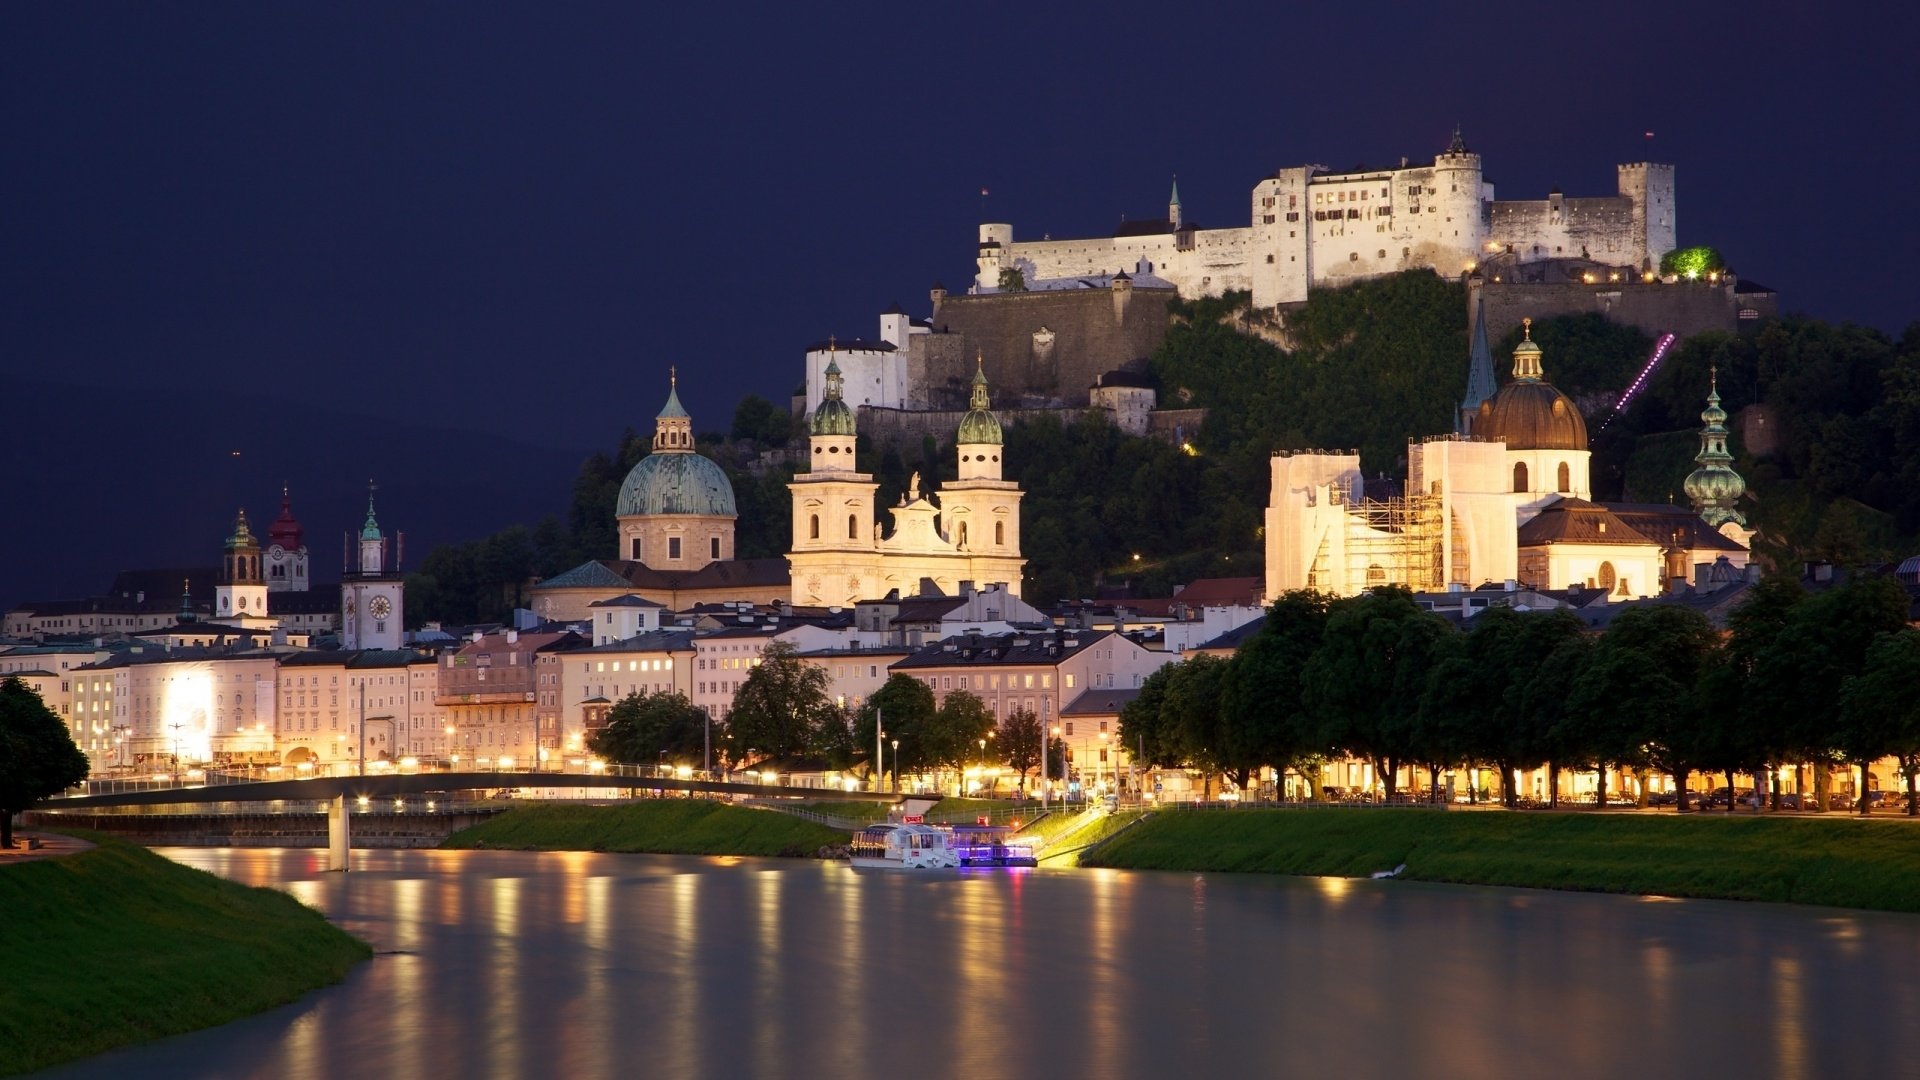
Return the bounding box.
[587,643,1064,793]
[1120,575,1920,815]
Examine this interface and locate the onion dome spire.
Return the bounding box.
[178,578,196,623]
[957,355,1002,445]
[811,348,858,437]
[361,482,383,541]
[225,508,259,550]
[1683,366,1747,527]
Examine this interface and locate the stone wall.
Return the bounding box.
[921,286,1174,408]
[1475,277,1760,345]
[856,404,1210,453]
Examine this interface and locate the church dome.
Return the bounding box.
[1475,319,1589,452]
[617,451,737,518]
[956,361,1002,445]
[811,358,858,437]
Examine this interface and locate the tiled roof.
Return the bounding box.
[894,630,1113,670]
[1195,615,1267,652]
[539,561,641,590]
[590,594,666,608]
[1061,688,1140,716]
[1516,499,1659,547]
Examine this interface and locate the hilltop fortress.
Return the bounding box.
[974,129,1674,309]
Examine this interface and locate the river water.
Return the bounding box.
[37,848,1920,1079]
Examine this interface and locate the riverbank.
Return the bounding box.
[441,800,848,857]
[0,833,369,1077]
[1081,809,1920,913]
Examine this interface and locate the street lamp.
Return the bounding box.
[168,722,185,781]
[1099,731,1110,794]
[890,739,899,794]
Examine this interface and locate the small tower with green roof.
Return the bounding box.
[1683,367,1748,530]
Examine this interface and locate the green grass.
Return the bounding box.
[0,833,370,1077]
[1081,809,1920,912]
[441,800,848,857]
[1040,810,1149,867]
[785,797,1031,825]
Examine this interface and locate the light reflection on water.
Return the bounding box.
[33,849,1920,1080]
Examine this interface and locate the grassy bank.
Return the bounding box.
[1081,809,1920,913]
[0,834,369,1077]
[441,800,848,857]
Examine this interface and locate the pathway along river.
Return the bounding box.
[38,848,1920,1079]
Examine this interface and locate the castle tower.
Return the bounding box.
[1619,163,1676,272]
[940,363,1025,584]
[615,371,737,569]
[1683,367,1748,532]
[787,358,880,605]
[976,224,1013,291]
[342,484,405,649]
[1168,176,1183,231]
[264,485,310,593]
[1432,126,1488,277]
[216,509,268,621]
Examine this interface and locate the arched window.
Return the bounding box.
[1557,462,1571,493]
[809,515,820,540]
[1513,462,1529,492]
[994,522,1005,546]
[848,515,858,539]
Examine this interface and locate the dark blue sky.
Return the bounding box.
[2,2,1912,600]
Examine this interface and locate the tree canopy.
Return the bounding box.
[0,677,89,849]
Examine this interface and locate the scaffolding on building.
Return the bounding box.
[1303,485,1446,595]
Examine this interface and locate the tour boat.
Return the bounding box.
[848,823,960,870]
[946,823,1038,867]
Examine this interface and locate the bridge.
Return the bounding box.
[38,765,902,871]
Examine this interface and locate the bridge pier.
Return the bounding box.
[327,794,351,871]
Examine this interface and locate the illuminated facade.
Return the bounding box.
[341,490,406,650]
[787,361,1025,606]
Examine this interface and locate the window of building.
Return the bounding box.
[810,515,820,540]
[1557,462,1571,493]
[1065,722,1074,736]
[711,536,721,560]
[668,537,682,560]
[848,515,858,539]
[630,538,642,560]
[1513,462,1529,492]
[994,522,1005,545]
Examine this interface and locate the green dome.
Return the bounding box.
[617,451,737,518]
[811,358,858,437]
[957,360,1002,445]
[811,396,857,437]
[958,407,1002,445]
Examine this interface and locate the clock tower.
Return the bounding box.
[341,485,405,650]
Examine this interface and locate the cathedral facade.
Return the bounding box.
[787,360,1025,607]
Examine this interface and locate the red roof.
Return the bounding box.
[268,488,305,551]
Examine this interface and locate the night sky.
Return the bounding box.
[3,2,1913,605]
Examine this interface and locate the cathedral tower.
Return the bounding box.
[216,508,268,621]
[264,486,310,592]
[1683,367,1749,536]
[939,363,1025,579]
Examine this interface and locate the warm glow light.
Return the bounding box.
[588,759,606,772]
[400,757,418,770]
[498,756,515,769]
[675,765,693,778]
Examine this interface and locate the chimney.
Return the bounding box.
[506,629,519,645]
[960,580,975,598]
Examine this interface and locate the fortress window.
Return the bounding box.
[1266,255,1274,264]
[1513,462,1529,492]
[1349,253,1359,262]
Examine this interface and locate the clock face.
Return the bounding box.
[370,596,392,619]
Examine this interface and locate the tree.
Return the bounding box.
[731,394,793,448]
[997,267,1027,293]
[1001,708,1043,792]
[926,689,996,780]
[724,642,839,762]
[1726,571,1804,810]
[858,674,936,789]
[0,678,89,849]
[1164,654,1233,794]
[1301,587,1451,801]
[1220,591,1330,797]
[587,691,708,768]
[1119,664,1181,770]
[1840,630,1920,816]
[1567,605,1722,810]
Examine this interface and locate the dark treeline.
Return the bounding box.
[407,271,1920,621]
[1121,577,1920,815]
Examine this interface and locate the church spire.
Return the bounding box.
[1459,294,1498,433]
[1511,317,1544,381]
[1168,175,1183,230]
[1683,366,1747,527]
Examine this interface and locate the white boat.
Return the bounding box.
[848,822,960,870]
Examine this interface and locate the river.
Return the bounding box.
[36,848,1920,1078]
